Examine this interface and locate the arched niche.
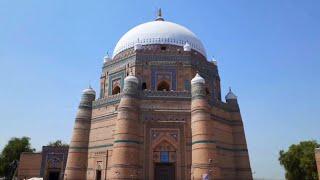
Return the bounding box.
[112,86,120,95]
[157,81,170,91]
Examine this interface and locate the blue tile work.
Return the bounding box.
[151,67,177,90]
[39,146,69,177]
[108,71,125,95]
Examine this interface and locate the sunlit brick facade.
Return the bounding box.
[65,11,252,180]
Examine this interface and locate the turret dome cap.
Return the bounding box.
[124,74,139,84]
[134,43,143,51]
[225,88,237,100]
[83,86,96,95]
[191,73,205,84]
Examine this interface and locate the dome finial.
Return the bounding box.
[155,8,164,21]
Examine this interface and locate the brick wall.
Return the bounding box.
[17,153,42,180]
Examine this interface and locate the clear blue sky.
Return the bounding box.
[0,0,319,179]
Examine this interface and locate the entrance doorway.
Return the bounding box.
[154,163,175,180]
[96,170,102,180]
[48,171,60,180]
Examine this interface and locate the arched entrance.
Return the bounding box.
[153,140,176,180]
[45,157,62,180]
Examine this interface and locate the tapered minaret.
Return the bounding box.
[64,87,95,180]
[108,74,142,179]
[191,73,216,179]
[225,88,253,179]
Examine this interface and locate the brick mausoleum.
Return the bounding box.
[64,10,253,180]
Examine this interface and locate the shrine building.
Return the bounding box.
[65,10,253,180]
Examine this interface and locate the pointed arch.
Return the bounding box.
[112,85,120,95]
[157,81,170,91]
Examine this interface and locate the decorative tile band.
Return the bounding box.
[69,146,88,150]
[93,91,191,108]
[78,103,92,109]
[217,146,248,152]
[211,114,243,126]
[190,141,248,152]
[75,142,247,153]
[92,94,123,108]
[114,140,143,144]
[192,140,216,145]
[89,144,113,149]
[141,90,190,99]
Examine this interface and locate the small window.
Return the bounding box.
[160,151,169,163]
[142,82,147,90]
[112,86,120,95]
[161,46,166,51]
[157,81,170,91]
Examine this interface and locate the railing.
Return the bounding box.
[92,93,123,108]
[93,91,191,108]
[140,90,191,99]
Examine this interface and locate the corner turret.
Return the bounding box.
[108,74,142,179]
[184,42,191,52]
[64,86,95,180]
[225,87,238,106]
[123,74,139,95]
[103,53,111,63]
[190,73,216,179]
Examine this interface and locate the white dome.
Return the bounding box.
[113,20,206,58]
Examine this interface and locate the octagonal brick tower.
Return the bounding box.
[191,74,217,177]
[65,9,253,180]
[65,87,95,180]
[108,74,143,179]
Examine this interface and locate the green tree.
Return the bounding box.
[47,140,68,147]
[0,137,35,176]
[279,140,319,180]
